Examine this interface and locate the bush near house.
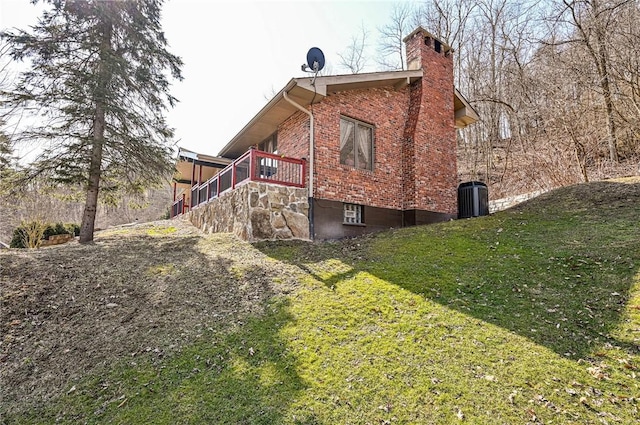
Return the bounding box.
[9,221,80,248]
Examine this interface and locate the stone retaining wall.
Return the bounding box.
[489,190,545,213]
[189,181,309,242]
[40,233,74,247]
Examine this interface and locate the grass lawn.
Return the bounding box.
[2,181,639,424]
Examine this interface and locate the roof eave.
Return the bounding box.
[217,79,321,158]
[174,147,232,182]
[217,70,424,158]
[454,88,480,129]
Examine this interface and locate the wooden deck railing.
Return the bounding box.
[171,194,186,218]
[171,149,305,217]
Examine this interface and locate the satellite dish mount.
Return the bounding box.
[301,47,325,86]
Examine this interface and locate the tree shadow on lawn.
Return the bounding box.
[1,232,313,424]
[365,227,640,361]
[256,182,640,361]
[84,244,313,424]
[87,297,312,425]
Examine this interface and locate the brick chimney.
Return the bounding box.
[402,27,457,224]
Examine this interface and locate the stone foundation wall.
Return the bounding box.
[188,181,309,242]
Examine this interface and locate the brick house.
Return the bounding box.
[171,27,478,241]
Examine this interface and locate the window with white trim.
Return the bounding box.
[340,116,373,170]
[343,203,364,225]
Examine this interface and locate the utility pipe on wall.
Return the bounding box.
[282,91,314,198]
[283,90,315,239]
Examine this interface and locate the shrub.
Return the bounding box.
[10,220,48,249]
[65,223,80,237]
[43,222,68,240]
[9,227,27,248]
[9,221,80,248]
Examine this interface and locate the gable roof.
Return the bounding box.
[218,70,479,158]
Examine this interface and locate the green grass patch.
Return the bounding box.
[146,263,177,276]
[147,225,178,237]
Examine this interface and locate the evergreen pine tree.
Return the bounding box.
[1,0,183,243]
[0,127,10,173]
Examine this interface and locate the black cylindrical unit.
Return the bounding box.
[458,181,489,218]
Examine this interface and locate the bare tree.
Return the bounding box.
[337,23,370,74]
[605,4,640,160]
[412,0,477,87]
[381,0,640,198]
[547,0,634,163]
[376,2,414,70]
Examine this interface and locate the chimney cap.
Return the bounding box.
[403,26,453,54]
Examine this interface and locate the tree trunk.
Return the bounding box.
[79,19,112,244]
[573,136,589,182]
[79,103,105,243]
[596,28,619,162]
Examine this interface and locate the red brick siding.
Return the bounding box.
[312,87,408,210]
[402,80,421,209]
[277,110,309,159]
[404,30,457,214]
[277,28,457,215]
[277,110,311,189]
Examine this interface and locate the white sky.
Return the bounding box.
[1,0,402,157]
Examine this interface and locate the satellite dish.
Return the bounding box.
[303,47,325,73]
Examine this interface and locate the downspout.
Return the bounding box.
[283,90,314,240]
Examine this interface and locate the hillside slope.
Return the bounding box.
[1,221,301,417]
[1,179,639,424]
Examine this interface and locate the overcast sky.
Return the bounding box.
[1,0,402,157]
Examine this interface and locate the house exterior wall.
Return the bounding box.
[312,87,408,209]
[277,110,310,160]
[311,199,404,240]
[275,29,458,240]
[277,110,311,190]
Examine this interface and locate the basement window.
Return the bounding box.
[343,203,364,225]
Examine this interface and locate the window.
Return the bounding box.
[258,133,277,154]
[340,116,373,170]
[343,203,364,225]
[258,133,278,178]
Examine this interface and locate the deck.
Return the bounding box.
[171,148,306,217]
